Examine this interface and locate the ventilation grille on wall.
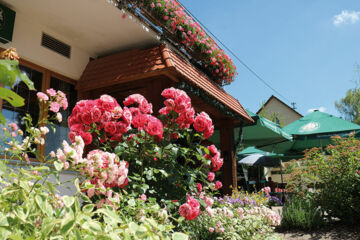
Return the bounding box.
[41,33,71,58]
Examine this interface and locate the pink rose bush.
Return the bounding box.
[1,86,282,239]
[60,87,224,216]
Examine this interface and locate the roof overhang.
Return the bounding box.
[77,45,253,124]
[1,0,160,57]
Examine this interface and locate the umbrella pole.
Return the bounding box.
[280,161,285,202]
[280,161,284,185]
[258,167,260,191]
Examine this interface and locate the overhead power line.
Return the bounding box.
[177,0,293,105]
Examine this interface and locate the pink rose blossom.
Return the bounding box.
[179,195,200,220]
[207,172,215,182]
[215,181,223,190]
[46,88,57,97]
[50,102,60,113]
[141,194,147,201]
[36,92,49,101]
[9,122,18,131]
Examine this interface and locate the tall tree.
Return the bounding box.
[335,88,360,124]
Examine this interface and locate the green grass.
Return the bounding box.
[281,197,325,230]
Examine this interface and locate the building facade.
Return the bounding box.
[0,0,253,194]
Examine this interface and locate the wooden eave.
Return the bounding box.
[77,44,253,124]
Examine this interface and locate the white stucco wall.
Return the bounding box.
[259,98,302,126]
[0,11,92,80]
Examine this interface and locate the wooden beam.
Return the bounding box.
[220,123,237,195]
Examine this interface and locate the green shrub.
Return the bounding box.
[285,135,360,225]
[281,197,324,230]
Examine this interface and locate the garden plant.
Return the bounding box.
[0,48,281,239]
[284,135,360,226]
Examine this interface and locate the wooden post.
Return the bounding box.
[220,123,237,195]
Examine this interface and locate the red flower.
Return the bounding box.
[194,112,214,139]
[104,122,117,135]
[196,183,202,193]
[145,116,163,140]
[207,172,215,182]
[81,111,93,125]
[215,181,223,190]
[81,132,93,145]
[211,154,223,172]
[204,145,223,172]
[179,195,200,220]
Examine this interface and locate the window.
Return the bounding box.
[45,77,77,155]
[0,56,77,159]
[1,65,43,152]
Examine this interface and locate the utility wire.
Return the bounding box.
[178,0,293,105]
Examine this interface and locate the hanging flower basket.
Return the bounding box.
[125,0,237,86]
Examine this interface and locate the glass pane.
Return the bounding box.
[0,65,43,153]
[45,77,77,155]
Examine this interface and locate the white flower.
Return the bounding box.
[56,112,62,122]
[40,126,49,135]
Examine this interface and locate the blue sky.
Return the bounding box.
[179,0,360,117]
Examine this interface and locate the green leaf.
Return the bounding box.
[172,232,189,240]
[74,178,81,193]
[35,194,53,216]
[74,229,82,240]
[0,87,24,107]
[74,197,81,213]
[82,220,102,232]
[0,59,17,86]
[14,206,27,222]
[128,199,136,207]
[41,218,57,237]
[82,204,95,214]
[172,147,179,156]
[60,218,75,236]
[0,113,5,125]
[0,213,9,227]
[8,231,23,240]
[0,227,11,239]
[128,222,138,232]
[62,196,75,208]
[159,170,169,177]
[54,161,64,171]
[16,69,35,90]
[46,182,56,194]
[96,208,122,224]
[31,166,50,171]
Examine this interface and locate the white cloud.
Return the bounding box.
[307,106,326,113]
[333,10,360,26]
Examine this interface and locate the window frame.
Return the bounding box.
[0,48,77,160]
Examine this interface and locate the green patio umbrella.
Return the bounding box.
[259,110,360,154]
[242,110,293,147]
[238,147,286,189]
[239,146,280,156]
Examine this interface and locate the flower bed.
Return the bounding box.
[0,54,279,238]
[125,0,237,86]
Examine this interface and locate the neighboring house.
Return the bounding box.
[256,95,302,185]
[257,95,302,126]
[0,0,253,194]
